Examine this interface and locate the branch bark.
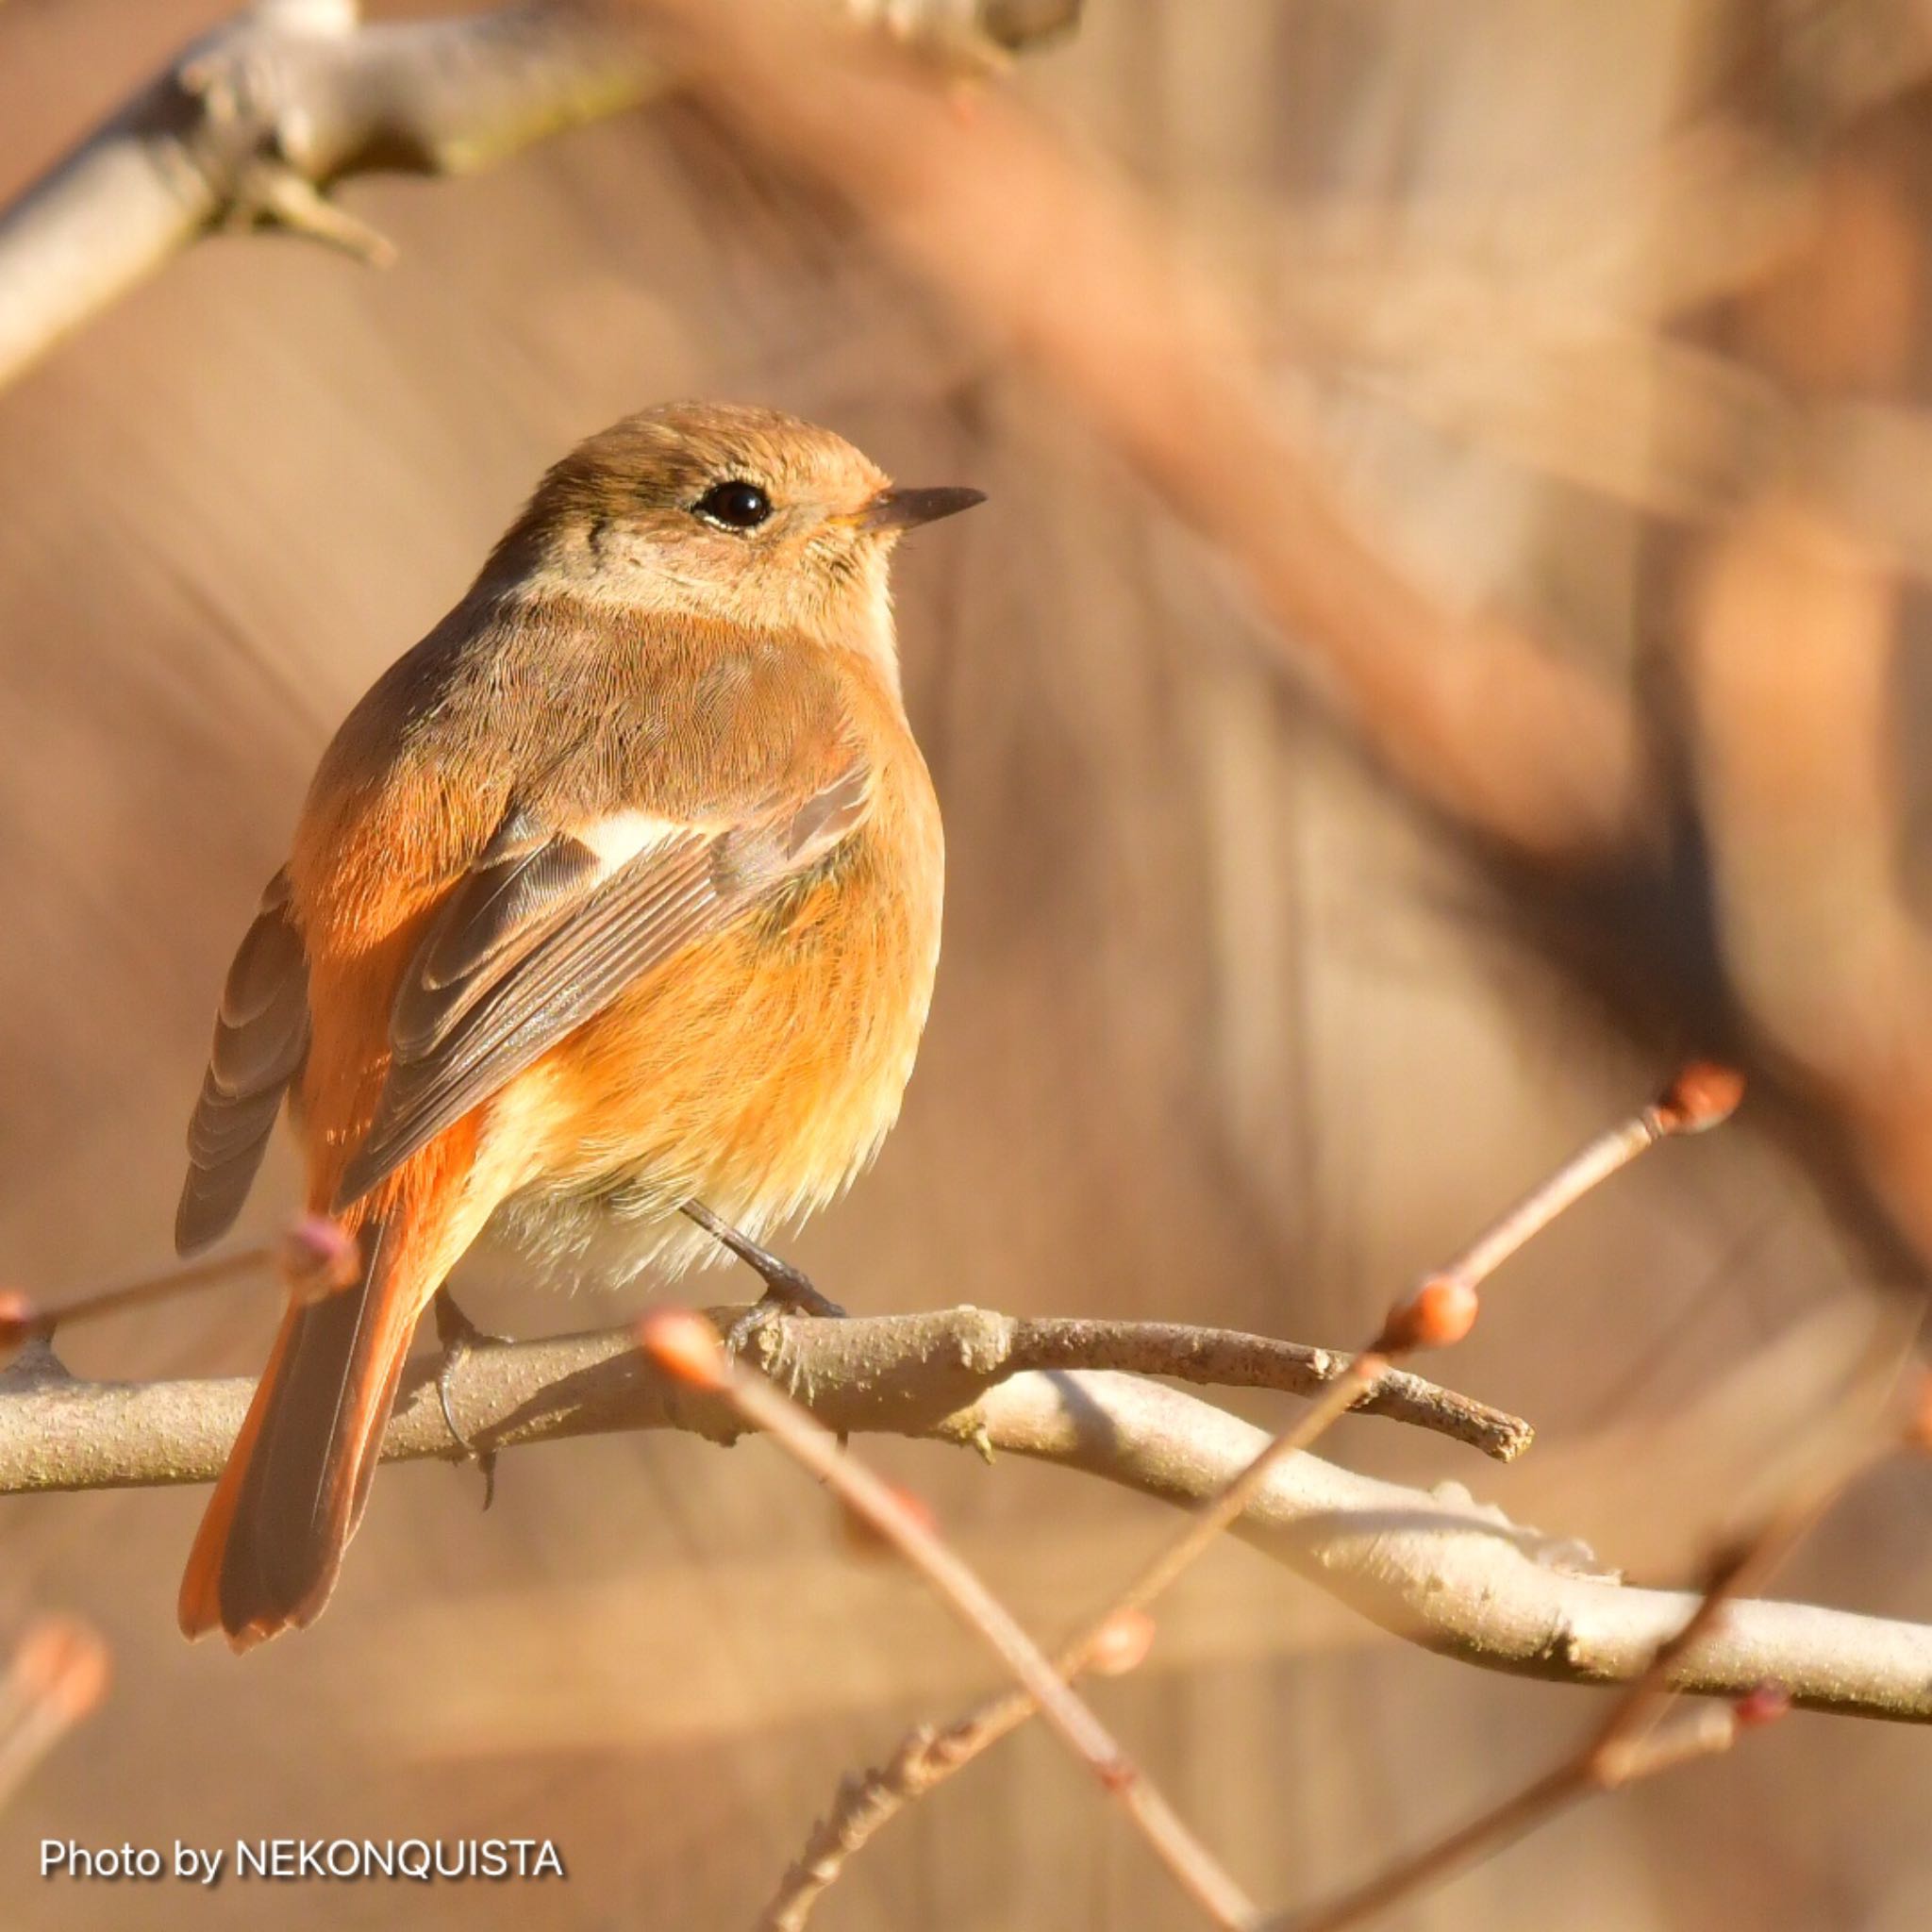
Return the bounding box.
[0,0,1077,392]
[0,1307,1525,1488]
[0,2,659,389]
[6,1312,1929,1722]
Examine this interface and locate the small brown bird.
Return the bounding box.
[175,402,978,1649]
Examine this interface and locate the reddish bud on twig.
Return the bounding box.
[1732,1683,1791,1731]
[1087,1609,1157,1677]
[841,1482,938,1557]
[1375,1276,1479,1354]
[10,1619,110,1724]
[0,1291,36,1349]
[637,1308,729,1391]
[279,1216,360,1301]
[1653,1063,1745,1135]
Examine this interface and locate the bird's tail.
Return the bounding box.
[178,1176,456,1650]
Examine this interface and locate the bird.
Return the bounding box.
[174,401,980,1650]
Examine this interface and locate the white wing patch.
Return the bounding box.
[575,811,691,874]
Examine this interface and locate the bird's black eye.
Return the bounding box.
[691,479,773,531]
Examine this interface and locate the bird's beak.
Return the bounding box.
[856,485,987,532]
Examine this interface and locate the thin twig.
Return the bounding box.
[1585,1423,1891,1767]
[761,1358,1383,1929]
[0,0,1078,392]
[763,1069,1742,1924]
[952,1319,1528,1458]
[0,1317,1924,1714]
[1266,1669,1774,1932]
[1270,1341,1907,1932]
[1426,1064,1743,1302]
[1265,1700,1779,1932]
[641,1313,1260,1931]
[6,1244,275,1343]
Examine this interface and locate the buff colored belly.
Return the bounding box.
[479,812,941,1284]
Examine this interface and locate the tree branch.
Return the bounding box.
[646,1310,1259,1930]
[0,1,657,388]
[0,0,1078,392]
[758,1070,1750,1927]
[0,1305,1524,1490]
[6,1310,1929,1722]
[984,1370,1932,1722]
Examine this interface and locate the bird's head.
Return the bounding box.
[488,401,983,667]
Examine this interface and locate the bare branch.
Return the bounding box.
[0,1300,1524,1484]
[644,1311,1258,1930]
[982,1369,1932,1722]
[764,1069,1752,1926]
[0,0,1078,392]
[3,1314,1928,1722]
[926,1318,1529,1459]
[0,2,655,389]
[1269,1364,1905,1932]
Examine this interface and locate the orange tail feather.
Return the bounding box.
[179,1191,448,1651]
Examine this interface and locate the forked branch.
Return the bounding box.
[2,1308,1927,1721]
[0,0,1078,391]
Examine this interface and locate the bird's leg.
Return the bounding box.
[432,1285,507,1510]
[681,1200,846,1361]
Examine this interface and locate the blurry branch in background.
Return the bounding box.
[0,0,1076,392]
[1675,142,1932,1267]
[0,0,648,387]
[1778,0,1932,133]
[621,0,1932,1284]
[1246,132,1932,579]
[628,0,1649,863]
[0,1618,109,1813]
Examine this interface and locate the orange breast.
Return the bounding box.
[482,731,943,1271]
[284,616,943,1281]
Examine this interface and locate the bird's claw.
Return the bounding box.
[723,1272,847,1361]
[432,1288,508,1511]
[683,1199,845,1406]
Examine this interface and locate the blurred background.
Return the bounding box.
[3,0,1932,1925]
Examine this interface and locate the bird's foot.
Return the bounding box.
[680,1201,846,1391]
[432,1287,508,1510]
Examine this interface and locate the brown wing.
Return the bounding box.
[176,869,311,1255]
[331,758,874,1210]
